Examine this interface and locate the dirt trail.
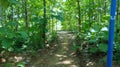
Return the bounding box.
[27,31,80,67]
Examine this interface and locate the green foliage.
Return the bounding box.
[47,31,58,42]
[89,33,108,53]
[17,62,25,67]
[89,47,98,53]
[0,0,19,8]
[72,43,81,51]
[98,43,108,52]
[0,0,120,66]
[8,0,19,4]
[114,43,120,64]
[0,27,29,52]
[5,63,12,67]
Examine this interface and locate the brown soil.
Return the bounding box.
[26,31,80,67]
[1,31,119,67]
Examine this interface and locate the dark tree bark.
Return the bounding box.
[0,3,3,26]
[15,6,20,31]
[11,5,14,22]
[24,0,28,29]
[117,0,119,20]
[77,0,81,32]
[8,5,14,22]
[104,0,107,15]
[42,0,47,44]
[11,5,14,31]
[88,0,91,26]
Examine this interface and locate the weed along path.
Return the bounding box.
[27,31,80,67]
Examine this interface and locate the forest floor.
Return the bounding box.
[26,31,119,67]
[0,31,119,67]
[26,31,80,67]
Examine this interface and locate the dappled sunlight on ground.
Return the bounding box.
[56,60,73,64]
[26,31,79,67]
[0,53,32,67]
[61,43,68,45]
[55,54,67,58]
[86,61,95,66]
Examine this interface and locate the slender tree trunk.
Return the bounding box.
[92,0,95,22]
[104,0,107,15]
[117,0,119,20]
[51,17,53,33]
[24,0,28,29]
[43,0,47,44]
[97,0,101,31]
[11,5,14,31]
[116,0,120,33]
[15,6,20,31]
[11,6,14,22]
[51,3,54,33]
[88,0,91,26]
[0,3,3,27]
[77,0,81,32]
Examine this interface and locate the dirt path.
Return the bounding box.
[27,31,80,67]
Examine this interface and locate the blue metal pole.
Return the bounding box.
[107,0,117,67]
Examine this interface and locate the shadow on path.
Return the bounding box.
[27,31,80,67]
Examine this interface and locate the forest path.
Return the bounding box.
[27,31,80,67]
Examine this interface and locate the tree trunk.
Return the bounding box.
[0,3,3,27]
[104,0,107,15]
[77,0,81,32]
[24,0,28,29]
[15,6,20,31]
[42,0,47,44]
[117,0,119,20]
[11,5,14,31]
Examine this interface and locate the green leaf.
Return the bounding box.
[8,0,19,4]
[118,60,120,64]
[89,47,98,53]
[0,27,8,34]
[6,33,16,39]
[0,0,9,8]
[5,63,12,67]
[98,44,108,52]
[8,47,14,52]
[94,23,99,32]
[1,39,13,49]
[72,44,81,51]
[17,62,25,67]
[114,44,120,51]
[17,31,28,40]
[89,39,97,43]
